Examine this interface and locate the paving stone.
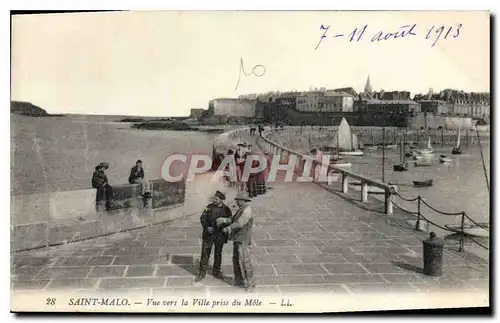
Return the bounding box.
[46,278,99,290]
[153,287,208,297]
[11,280,50,290]
[322,263,369,274]
[113,255,170,265]
[34,267,92,280]
[381,274,426,284]
[166,277,194,287]
[88,266,127,278]
[157,265,197,277]
[87,256,115,266]
[294,239,328,247]
[256,275,326,285]
[323,274,386,284]
[361,264,406,274]
[253,254,301,264]
[279,284,349,294]
[265,246,321,254]
[125,265,156,277]
[99,277,166,290]
[53,256,92,267]
[221,264,276,276]
[253,239,298,247]
[149,239,200,247]
[298,254,347,264]
[12,256,55,267]
[345,283,419,293]
[273,264,327,275]
[11,266,43,280]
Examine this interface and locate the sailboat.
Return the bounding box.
[416,136,435,155]
[452,127,462,155]
[393,140,408,171]
[334,118,364,156]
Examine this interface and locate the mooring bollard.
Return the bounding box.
[422,232,445,276]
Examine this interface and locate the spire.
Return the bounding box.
[427,88,433,100]
[364,75,372,94]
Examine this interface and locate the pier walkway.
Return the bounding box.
[11,136,489,300]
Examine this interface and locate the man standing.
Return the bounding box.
[128,159,147,194]
[195,191,233,282]
[217,194,255,292]
[91,162,115,211]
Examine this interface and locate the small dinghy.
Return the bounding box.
[394,164,408,172]
[415,162,432,167]
[412,154,423,160]
[413,179,433,187]
[439,155,453,163]
[365,146,378,151]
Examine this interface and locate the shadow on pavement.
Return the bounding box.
[392,261,424,274]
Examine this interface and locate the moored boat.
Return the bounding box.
[413,179,433,187]
[452,126,462,155]
[416,137,435,155]
[333,118,364,156]
[415,162,432,167]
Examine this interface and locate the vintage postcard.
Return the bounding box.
[10,10,490,313]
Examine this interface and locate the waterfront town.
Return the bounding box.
[192,76,490,130]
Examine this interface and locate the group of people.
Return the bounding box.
[249,125,264,136]
[196,190,256,292]
[223,143,269,198]
[91,159,149,211]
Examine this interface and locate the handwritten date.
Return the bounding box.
[315,23,462,49]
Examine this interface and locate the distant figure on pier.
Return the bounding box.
[235,144,248,193]
[91,162,116,211]
[224,149,236,188]
[249,125,256,136]
[128,159,148,195]
[258,125,264,136]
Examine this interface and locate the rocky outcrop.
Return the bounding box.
[11,101,49,116]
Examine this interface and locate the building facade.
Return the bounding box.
[320,91,354,112]
[208,99,257,117]
[296,91,323,112]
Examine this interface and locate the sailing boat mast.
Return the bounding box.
[456,126,461,148]
[382,127,385,183]
[476,127,489,193]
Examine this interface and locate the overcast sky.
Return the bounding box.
[11,11,489,116]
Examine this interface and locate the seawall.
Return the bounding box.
[11,127,248,253]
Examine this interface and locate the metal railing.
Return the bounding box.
[257,127,489,253]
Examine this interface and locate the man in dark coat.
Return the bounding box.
[195,190,233,282]
[128,159,147,194]
[91,162,115,211]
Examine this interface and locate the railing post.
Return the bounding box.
[361,181,368,202]
[342,172,349,193]
[459,212,465,252]
[385,189,393,215]
[416,196,421,231]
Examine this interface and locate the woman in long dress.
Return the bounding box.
[235,145,248,193]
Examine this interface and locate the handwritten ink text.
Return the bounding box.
[315,23,463,49]
[235,58,266,91]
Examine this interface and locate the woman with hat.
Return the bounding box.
[91,162,115,211]
[234,143,248,194]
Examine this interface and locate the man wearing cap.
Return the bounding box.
[91,162,115,211]
[216,194,255,292]
[195,190,233,282]
[128,159,148,195]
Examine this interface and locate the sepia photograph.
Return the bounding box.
[10,9,490,313]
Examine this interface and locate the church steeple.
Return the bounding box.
[364,75,372,94]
